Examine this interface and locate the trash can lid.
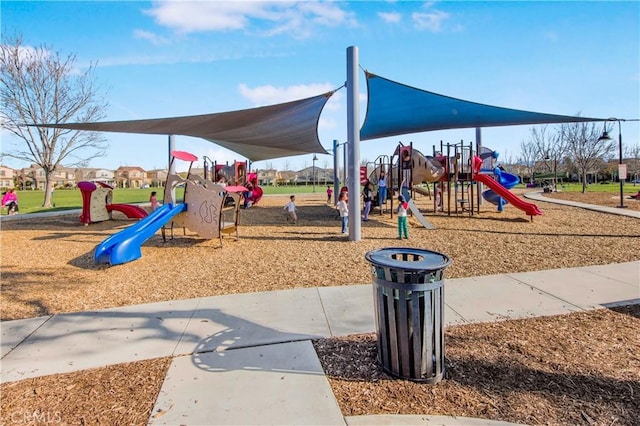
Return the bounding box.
[365,247,451,271]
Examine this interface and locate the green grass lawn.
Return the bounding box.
[515,182,640,194]
[1,188,156,215]
[1,184,332,215]
[4,182,638,216]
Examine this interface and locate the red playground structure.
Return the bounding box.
[78,181,148,224]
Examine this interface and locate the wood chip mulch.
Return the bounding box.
[0,357,172,425]
[313,304,640,426]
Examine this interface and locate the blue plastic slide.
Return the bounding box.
[94,203,187,265]
[482,170,519,211]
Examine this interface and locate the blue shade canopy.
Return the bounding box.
[35,92,334,162]
[360,73,604,141]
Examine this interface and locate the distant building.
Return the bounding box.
[50,166,78,188]
[146,169,168,187]
[256,169,281,186]
[75,168,116,186]
[0,165,16,189]
[115,166,147,188]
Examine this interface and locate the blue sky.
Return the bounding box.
[2,1,639,172]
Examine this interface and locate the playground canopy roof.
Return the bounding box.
[359,72,604,141]
[35,71,608,162]
[35,92,335,162]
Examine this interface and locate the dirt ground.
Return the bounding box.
[1,190,639,425]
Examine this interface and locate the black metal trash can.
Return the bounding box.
[365,247,451,383]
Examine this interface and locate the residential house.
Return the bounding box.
[255,169,280,186]
[296,167,334,186]
[50,166,78,188]
[17,165,40,189]
[278,170,299,186]
[146,169,168,187]
[0,165,16,189]
[75,168,116,186]
[115,166,147,188]
[18,165,78,189]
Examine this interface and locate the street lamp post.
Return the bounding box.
[312,154,318,192]
[598,118,626,208]
[543,153,558,191]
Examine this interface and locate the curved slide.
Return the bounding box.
[95,203,187,265]
[474,174,542,217]
[482,171,519,206]
[107,203,148,219]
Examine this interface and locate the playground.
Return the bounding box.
[1,192,639,424]
[2,191,638,320]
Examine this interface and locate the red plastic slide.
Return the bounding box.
[249,186,263,204]
[107,204,148,219]
[474,174,542,217]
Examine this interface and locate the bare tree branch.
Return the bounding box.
[562,121,615,193]
[1,34,109,206]
[517,139,537,184]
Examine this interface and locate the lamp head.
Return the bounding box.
[598,131,612,142]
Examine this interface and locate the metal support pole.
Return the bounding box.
[343,141,348,186]
[475,127,482,208]
[617,120,626,208]
[168,134,176,173]
[333,139,340,204]
[346,46,361,241]
[312,154,317,192]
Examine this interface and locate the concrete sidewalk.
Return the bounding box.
[2,262,638,425]
[524,191,640,218]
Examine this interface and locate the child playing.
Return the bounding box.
[283,195,297,224]
[397,195,409,239]
[362,180,373,221]
[243,182,254,209]
[326,186,333,204]
[149,191,160,210]
[1,189,18,215]
[378,170,387,209]
[336,191,349,234]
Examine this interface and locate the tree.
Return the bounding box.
[0,35,108,207]
[529,124,568,191]
[625,143,640,183]
[517,139,537,184]
[561,121,615,193]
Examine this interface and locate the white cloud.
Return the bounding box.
[378,11,402,24]
[144,1,250,33]
[144,1,356,38]
[0,43,49,63]
[412,9,449,32]
[133,29,170,45]
[238,82,337,106]
[298,1,355,27]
